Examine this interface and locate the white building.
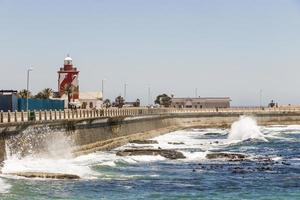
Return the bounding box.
[79,92,103,109]
[171,97,231,109]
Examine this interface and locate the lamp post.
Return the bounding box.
[124,83,127,100]
[102,79,106,100]
[148,86,151,107]
[259,89,263,108]
[26,67,33,111]
[101,79,106,108]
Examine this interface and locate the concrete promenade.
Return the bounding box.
[1,106,300,162]
[1,107,300,124]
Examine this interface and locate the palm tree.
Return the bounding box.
[42,88,53,99]
[18,89,32,99]
[34,88,53,99]
[64,84,75,107]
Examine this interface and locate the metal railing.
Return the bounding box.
[1,106,300,124]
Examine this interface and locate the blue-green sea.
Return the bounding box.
[0,117,299,199]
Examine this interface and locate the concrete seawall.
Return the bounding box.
[1,111,300,163]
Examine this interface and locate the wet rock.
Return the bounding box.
[256,166,272,171]
[116,149,186,160]
[204,132,221,136]
[168,142,185,145]
[232,169,248,174]
[129,140,158,144]
[206,152,247,161]
[282,161,291,166]
[232,167,249,174]
[9,172,80,179]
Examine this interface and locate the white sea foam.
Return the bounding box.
[263,125,300,134]
[182,151,208,161]
[0,178,11,193]
[5,118,297,182]
[151,130,224,151]
[119,155,166,164]
[1,155,98,179]
[228,116,267,142]
[272,156,283,161]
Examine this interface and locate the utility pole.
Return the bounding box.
[102,79,106,101]
[195,88,198,98]
[148,86,151,106]
[124,83,127,100]
[259,89,263,108]
[26,67,33,111]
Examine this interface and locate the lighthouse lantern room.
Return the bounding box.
[57,55,79,101]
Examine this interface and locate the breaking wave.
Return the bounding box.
[228,116,267,142]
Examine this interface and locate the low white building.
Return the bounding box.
[171,97,231,109]
[79,92,103,109]
[52,91,103,109]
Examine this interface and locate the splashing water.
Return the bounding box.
[0,178,11,193]
[228,116,267,142]
[5,126,74,159]
[1,126,99,179]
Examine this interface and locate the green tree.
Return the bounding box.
[34,88,53,99]
[64,84,75,107]
[154,94,172,107]
[133,98,140,107]
[103,99,111,108]
[114,96,125,108]
[18,89,32,99]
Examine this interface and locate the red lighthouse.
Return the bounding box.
[57,55,79,101]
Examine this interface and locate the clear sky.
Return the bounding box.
[1,0,300,106]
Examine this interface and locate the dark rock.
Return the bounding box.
[168,142,185,145]
[116,149,186,160]
[232,169,248,174]
[9,172,80,179]
[256,166,272,171]
[282,161,291,166]
[204,132,221,136]
[206,152,247,161]
[129,140,158,144]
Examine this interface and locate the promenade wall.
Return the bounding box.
[1,107,300,163]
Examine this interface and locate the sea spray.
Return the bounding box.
[1,126,99,179]
[228,116,267,142]
[0,178,11,193]
[5,125,74,159]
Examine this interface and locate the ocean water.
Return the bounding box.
[0,116,300,200]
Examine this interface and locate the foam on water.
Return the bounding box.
[3,117,297,183]
[2,126,100,179]
[228,116,267,142]
[182,151,208,161]
[0,178,11,194]
[151,129,225,151]
[1,156,98,179]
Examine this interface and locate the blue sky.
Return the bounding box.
[1,0,300,106]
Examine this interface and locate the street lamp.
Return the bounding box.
[148,86,151,106]
[102,79,106,101]
[124,83,127,100]
[259,89,263,108]
[26,67,33,111]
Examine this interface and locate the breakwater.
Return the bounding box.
[1,107,300,163]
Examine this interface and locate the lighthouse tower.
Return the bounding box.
[57,55,79,101]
